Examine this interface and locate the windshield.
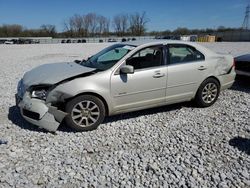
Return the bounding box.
[81,44,135,71]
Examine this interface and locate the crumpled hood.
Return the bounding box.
[23,62,95,87]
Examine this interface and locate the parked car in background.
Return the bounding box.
[33,40,40,44]
[75,39,87,43]
[235,54,250,77]
[156,35,181,40]
[24,39,32,44]
[181,35,198,42]
[16,40,236,132]
[108,38,117,42]
[4,40,14,44]
[0,39,6,44]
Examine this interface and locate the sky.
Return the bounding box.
[0,0,249,32]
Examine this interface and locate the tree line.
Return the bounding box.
[0,12,149,37]
[150,26,245,36]
[60,12,149,37]
[0,24,57,37]
[0,11,244,38]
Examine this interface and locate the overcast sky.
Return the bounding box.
[0,0,248,31]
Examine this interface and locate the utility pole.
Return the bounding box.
[242,4,250,30]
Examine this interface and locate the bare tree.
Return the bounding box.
[62,11,148,37]
[113,14,128,36]
[67,14,85,37]
[84,13,98,36]
[129,12,149,36]
[82,15,90,36]
[63,14,88,37]
[63,13,105,37]
[97,15,110,35]
[70,14,85,36]
[103,18,110,36]
[63,18,75,37]
[63,19,75,37]
[40,24,55,32]
[40,24,56,36]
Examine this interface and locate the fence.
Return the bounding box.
[1,31,250,44]
[0,36,154,44]
[213,30,250,42]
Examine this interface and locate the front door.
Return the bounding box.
[111,45,167,113]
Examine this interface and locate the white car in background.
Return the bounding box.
[4,40,14,44]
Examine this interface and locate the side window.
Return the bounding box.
[168,44,205,65]
[126,46,163,70]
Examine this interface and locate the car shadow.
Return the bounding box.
[229,136,250,155]
[8,106,48,133]
[230,76,250,94]
[8,102,187,133]
[103,102,185,124]
[8,76,249,133]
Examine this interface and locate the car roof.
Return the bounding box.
[124,39,196,46]
[123,39,217,57]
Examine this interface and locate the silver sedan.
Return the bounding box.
[16,40,236,132]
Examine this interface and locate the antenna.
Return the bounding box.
[242,4,250,30]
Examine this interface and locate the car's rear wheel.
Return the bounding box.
[195,78,220,107]
[65,95,105,131]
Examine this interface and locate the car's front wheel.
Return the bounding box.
[195,78,220,107]
[65,95,106,131]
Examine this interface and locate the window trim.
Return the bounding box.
[166,44,205,66]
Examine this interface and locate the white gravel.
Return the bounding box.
[0,42,249,187]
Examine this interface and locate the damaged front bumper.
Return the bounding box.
[15,92,67,132]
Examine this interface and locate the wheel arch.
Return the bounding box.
[194,76,221,98]
[194,76,221,107]
[204,76,221,88]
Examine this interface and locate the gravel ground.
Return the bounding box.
[0,42,249,187]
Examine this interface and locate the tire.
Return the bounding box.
[195,78,220,107]
[65,95,106,131]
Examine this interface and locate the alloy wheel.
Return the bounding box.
[71,100,100,127]
[201,83,218,104]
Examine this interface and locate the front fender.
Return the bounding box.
[46,72,113,114]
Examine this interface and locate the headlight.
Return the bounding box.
[31,89,48,100]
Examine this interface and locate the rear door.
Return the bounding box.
[166,44,207,103]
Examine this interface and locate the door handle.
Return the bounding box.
[198,66,207,71]
[153,72,165,78]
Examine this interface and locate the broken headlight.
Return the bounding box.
[31,88,48,100]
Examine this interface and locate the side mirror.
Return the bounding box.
[120,65,134,74]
